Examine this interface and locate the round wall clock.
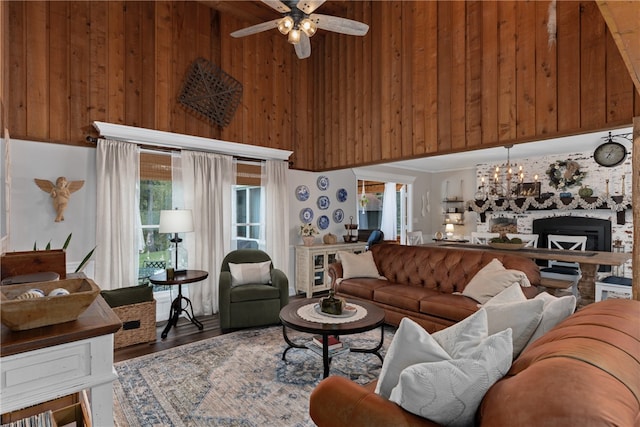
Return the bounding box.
[594,141,626,167]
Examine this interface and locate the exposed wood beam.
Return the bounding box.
[633,116,639,301]
[197,1,277,24]
[596,1,640,94]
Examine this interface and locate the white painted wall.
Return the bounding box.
[6,134,633,289]
[286,168,358,287]
[8,140,97,276]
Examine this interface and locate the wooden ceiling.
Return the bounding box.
[596,1,640,94]
[198,0,350,25]
[203,0,640,95]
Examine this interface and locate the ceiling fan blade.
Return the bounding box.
[230,19,280,38]
[311,14,369,36]
[260,0,290,14]
[297,0,326,15]
[295,33,311,59]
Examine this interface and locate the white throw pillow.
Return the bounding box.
[228,261,271,286]
[376,310,488,399]
[388,328,513,427]
[462,258,532,304]
[484,284,545,358]
[525,292,576,348]
[337,250,382,280]
[375,317,452,399]
[432,308,488,358]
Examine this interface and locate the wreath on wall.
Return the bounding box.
[546,160,586,190]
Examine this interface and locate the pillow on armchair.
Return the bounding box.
[228,261,271,286]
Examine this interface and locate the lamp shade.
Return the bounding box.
[445,223,455,232]
[159,209,194,234]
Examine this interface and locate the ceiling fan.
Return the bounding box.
[230,0,369,59]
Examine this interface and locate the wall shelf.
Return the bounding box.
[467,195,631,225]
[443,199,464,225]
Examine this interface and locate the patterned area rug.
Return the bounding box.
[113,325,394,426]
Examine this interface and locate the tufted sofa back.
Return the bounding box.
[370,243,541,294]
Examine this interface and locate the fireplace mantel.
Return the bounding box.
[467,195,631,225]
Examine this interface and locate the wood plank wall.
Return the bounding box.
[312,0,639,170]
[4,1,639,172]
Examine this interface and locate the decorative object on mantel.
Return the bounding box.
[34,176,84,222]
[466,194,632,225]
[546,160,586,190]
[300,223,319,246]
[578,186,594,198]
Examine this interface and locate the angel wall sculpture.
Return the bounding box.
[34,176,84,222]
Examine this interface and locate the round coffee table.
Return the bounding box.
[279,298,385,378]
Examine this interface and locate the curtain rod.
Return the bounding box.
[86,134,290,165]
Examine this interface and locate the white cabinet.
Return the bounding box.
[295,243,367,298]
[1,297,121,426]
[595,278,632,302]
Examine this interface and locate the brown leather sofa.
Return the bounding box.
[309,299,640,426]
[329,243,541,332]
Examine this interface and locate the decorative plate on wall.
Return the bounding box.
[333,209,344,223]
[295,185,310,201]
[300,208,314,223]
[317,215,330,230]
[317,196,330,210]
[317,176,330,191]
[336,188,347,202]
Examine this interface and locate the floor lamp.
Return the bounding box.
[159,209,194,273]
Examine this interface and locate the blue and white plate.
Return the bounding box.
[317,176,330,191]
[300,207,314,223]
[317,196,330,210]
[333,208,344,223]
[336,188,348,202]
[317,215,330,230]
[296,185,310,202]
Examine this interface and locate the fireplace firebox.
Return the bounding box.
[532,216,612,272]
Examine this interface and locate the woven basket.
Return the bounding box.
[112,300,156,349]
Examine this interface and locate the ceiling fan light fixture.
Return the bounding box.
[277,16,294,35]
[288,28,301,44]
[300,18,317,37]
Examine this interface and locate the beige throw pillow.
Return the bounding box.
[228,261,271,286]
[337,250,382,280]
[462,258,531,304]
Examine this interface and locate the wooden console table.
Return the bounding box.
[1,296,121,425]
[426,242,632,308]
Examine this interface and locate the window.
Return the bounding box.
[232,162,264,250]
[139,151,173,274]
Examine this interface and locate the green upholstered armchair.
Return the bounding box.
[219,249,289,330]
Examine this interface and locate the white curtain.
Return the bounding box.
[263,160,290,281]
[182,150,235,315]
[381,182,397,241]
[95,139,142,290]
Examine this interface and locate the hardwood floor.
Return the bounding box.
[113,313,225,363]
[114,294,309,363]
